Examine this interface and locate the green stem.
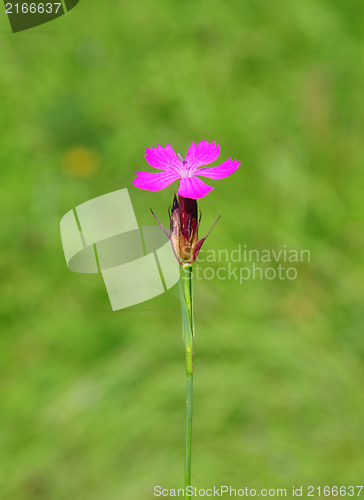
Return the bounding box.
[179,265,194,488]
[185,370,193,487]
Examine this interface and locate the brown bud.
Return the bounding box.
[152,195,220,266]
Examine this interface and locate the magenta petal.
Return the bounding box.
[196,158,240,179]
[185,140,220,169]
[144,143,181,171]
[133,170,180,191]
[177,176,214,199]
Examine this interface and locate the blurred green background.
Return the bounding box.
[1,1,364,498]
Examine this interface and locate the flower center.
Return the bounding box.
[178,153,191,178]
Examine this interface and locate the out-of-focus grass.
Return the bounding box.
[0,1,364,498]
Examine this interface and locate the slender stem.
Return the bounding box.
[185,369,193,487]
[179,265,194,488]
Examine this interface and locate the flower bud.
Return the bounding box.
[151,195,220,267]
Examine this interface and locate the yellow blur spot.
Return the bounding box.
[63,147,99,178]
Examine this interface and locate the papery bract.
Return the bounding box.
[152,195,220,266]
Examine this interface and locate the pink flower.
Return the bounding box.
[133,141,240,199]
